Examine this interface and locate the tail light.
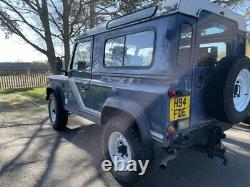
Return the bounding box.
[168,88,176,97]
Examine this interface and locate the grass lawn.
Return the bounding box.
[0,87,46,100]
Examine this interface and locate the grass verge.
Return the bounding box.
[0,87,46,100]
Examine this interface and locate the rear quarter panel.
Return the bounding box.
[90,15,193,138]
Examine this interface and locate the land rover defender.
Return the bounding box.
[46,0,250,185]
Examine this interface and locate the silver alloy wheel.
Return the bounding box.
[49,98,56,122]
[233,69,250,112]
[108,132,132,171]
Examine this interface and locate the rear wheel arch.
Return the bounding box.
[46,87,54,100]
[101,107,140,132]
[101,98,153,146]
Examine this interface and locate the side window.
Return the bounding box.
[124,31,154,67]
[177,24,193,65]
[104,31,155,67]
[72,41,92,72]
[104,36,125,67]
[198,21,234,66]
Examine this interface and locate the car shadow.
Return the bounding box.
[3,115,249,187]
[60,119,250,187]
[61,123,104,169]
[57,119,120,186]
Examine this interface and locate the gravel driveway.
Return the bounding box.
[0,94,250,187]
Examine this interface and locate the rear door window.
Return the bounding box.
[198,16,235,66]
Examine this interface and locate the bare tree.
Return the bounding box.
[0,0,248,73]
[212,0,244,6]
[0,0,95,73]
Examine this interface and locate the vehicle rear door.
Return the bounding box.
[191,11,236,125]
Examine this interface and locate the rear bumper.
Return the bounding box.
[154,120,232,149]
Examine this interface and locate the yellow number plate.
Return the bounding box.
[170,96,190,121]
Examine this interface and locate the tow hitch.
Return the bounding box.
[207,127,228,166]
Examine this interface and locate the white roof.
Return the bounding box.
[156,0,247,32]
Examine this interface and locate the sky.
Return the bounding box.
[0,30,47,62]
[0,1,249,63]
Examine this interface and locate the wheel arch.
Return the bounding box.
[46,87,54,100]
[46,86,65,104]
[101,97,152,146]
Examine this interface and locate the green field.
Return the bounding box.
[0,87,46,100]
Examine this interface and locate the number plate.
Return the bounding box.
[169,96,190,121]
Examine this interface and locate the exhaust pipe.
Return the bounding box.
[160,150,178,169]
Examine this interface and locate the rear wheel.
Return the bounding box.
[102,114,154,186]
[48,92,68,131]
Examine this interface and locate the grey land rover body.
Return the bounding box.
[46,0,250,184]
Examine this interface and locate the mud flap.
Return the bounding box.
[207,127,228,165]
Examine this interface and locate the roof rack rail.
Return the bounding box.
[106,6,158,30]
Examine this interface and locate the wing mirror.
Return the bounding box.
[56,57,68,75]
[77,61,87,70]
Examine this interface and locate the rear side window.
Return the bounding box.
[104,31,155,67]
[177,24,193,65]
[105,36,125,67]
[124,31,154,67]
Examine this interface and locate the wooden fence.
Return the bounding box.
[0,63,50,90]
[0,73,49,90]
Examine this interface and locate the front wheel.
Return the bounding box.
[48,92,68,131]
[102,114,154,186]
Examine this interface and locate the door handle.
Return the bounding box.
[81,84,88,91]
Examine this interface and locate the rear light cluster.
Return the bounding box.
[168,88,176,97]
[167,88,177,140]
[167,120,190,139]
[167,125,176,135]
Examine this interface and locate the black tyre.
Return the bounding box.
[48,92,68,131]
[102,114,154,186]
[206,57,250,124]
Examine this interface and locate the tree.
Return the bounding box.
[98,0,159,18]
[0,0,96,73]
[212,0,244,6]
[0,0,248,73]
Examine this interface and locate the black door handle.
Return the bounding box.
[81,84,88,91]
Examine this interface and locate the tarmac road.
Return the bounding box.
[0,94,250,187]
